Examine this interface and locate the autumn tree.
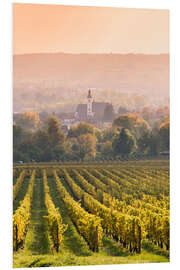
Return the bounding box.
[159,118,169,150]
[137,132,150,153]
[94,128,102,142]
[113,113,138,130]
[101,127,119,143]
[15,133,44,162]
[68,122,94,138]
[113,113,151,139]
[33,130,49,149]
[100,141,113,158]
[137,132,160,156]
[16,111,40,130]
[13,125,24,146]
[135,117,151,139]
[112,128,136,157]
[77,134,97,160]
[47,116,65,148]
[63,138,79,161]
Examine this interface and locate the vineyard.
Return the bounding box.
[13,160,170,268]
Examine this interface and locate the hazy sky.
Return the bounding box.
[13,3,169,55]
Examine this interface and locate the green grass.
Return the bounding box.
[23,178,51,255]
[13,249,169,268]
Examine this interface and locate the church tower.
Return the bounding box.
[87,89,93,118]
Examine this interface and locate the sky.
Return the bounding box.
[13,3,169,55]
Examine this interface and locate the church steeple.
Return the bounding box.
[87,89,93,118]
[87,89,92,99]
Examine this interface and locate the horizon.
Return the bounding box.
[13,52,169,56]
[13,3,169,115]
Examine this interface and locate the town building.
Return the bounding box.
[75,90,110,122]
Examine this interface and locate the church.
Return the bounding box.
[75,90,110,122]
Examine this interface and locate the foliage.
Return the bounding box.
[68,122,94,138]
[16,112,40,131]
[13,125,24,145]
[100,141,113,158]
[53,170,103,251]
[137,132,161,156]
[112,128,136,156]
[13,163,169,259]
[13,112,169,162]
[101,127,119,143]
[113,113,151,139]
[13,170,36,250]
[113,113,138,129]
[33,130,49,149]
[77,134,97,160]
[13,170,26,200]
[159,118,169,151]
[47,116,65,148]
[43,170,67,251]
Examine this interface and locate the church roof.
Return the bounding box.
[76,101,110,120]
[76,104,87,120]
[92,101,109,114]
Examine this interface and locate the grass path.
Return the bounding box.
[48,175,129,256]
[47,177,91,256]
[23,178,51,256]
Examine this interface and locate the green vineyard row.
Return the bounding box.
[13,164,170,254]
[13,170,36,250]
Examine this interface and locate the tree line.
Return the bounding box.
[13,113,169,163]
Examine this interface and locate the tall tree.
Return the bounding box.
[113,113,151,139]
[77,134,97,160]
[137,131,160,156]
[33,130,49,149]
[113,114,138,130]
[137,132,150,153]
[159,118,169,151]
[112,128,136,156]
[47,116,65,148]
[148,133,160,156]
[13,125,23,146]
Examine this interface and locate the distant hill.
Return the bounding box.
[13,53,169,113]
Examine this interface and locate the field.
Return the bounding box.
[13,160,170,268]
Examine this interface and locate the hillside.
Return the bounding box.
[13,53,169,113]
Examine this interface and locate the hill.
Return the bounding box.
[13,53,169,113]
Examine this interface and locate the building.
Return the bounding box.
[75,90,110,122]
